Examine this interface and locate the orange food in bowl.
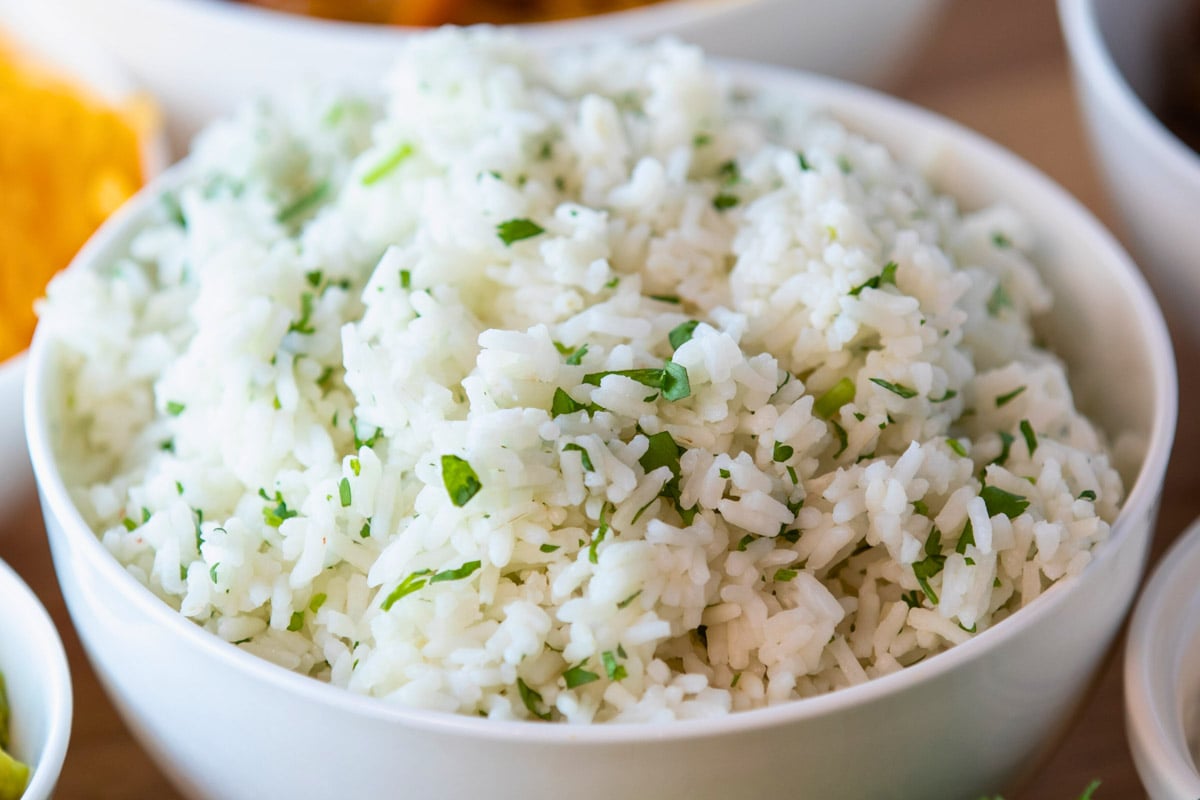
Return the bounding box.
[237,0,663,25]
[0,34,147,362]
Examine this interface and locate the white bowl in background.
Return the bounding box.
[0,2,169,519]
[0,558,72,800]
[24,62,1176,800]
[42,0,946,150]
[1058,0,1200,346]
[1125,519,1200,800]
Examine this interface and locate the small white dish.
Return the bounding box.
[1125,519,1200,799]
[0,558,72,800]
[1058,0,1200,347]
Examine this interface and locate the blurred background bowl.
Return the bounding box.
[42,0,947,151]
[25,62,1176,800]
[1059,0,1200,347]
[0,3,168,519]
[0,557,72,800]
[1125,517,1200,799]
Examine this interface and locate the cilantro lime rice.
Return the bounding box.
[42,32,1123,722]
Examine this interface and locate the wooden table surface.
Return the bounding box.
[2,1,1195,797]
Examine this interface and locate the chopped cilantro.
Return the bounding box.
[912,527,946,604]
[380,568,434,610]
[831,420,849,458]
[441,455,482,507]
[563,664,600,689]
[713,193,739,211]
[602,650,627,681]
[350,457,361,477]
[987,282,1013,316]
[339,477,352,507]
[661,361,691,402]
[719,468,731,479]
[1078,490,1097,502]
[993,431,1015,467]
[430,560,482,584]
[589,502,613,565]
[551,387,588,418]
[991,232,1012,249]
[995,386,1026,407]
[562,443,594,471]
[668,320,700,350]
[946,438,968,458]
[1020,419,1038,455]
[278,181,329,223]
[870,377,917,399]
[797,152,812,171]
[166,400,186,416]
[539,543,560,553]
[516,677,551,721]
[717,160,740,184]
[262,491,298,528]
[980,486,1029,519]
[849,261,899,296]
[309,593,327,613]
[649,294,680,304]
[912,499,930,516]
[399,270,412,289]
[564,343,589,366]
[736,533,756,552]
[955,519,975,555]
[362,143,414,186]
[931,389,958,403]
[773,442,794,462]
[287,611,305,632]
[496,218,545,246]
[359,520,372,539]
[774,568,798,582]
[288,292,316,335]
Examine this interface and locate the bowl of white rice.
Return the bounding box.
[26,33,1175,800]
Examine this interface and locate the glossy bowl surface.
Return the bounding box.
[26,62,1176,800]
[1125,519,1200,800]
[0,558,72,800]
[1059,0,1200,346]
[43,0,946,149]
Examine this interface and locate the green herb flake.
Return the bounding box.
[730,672,742,687]
[617,590,642,609]
[995,386,1026,407]
[589,502,613,565]
[1078,490,1097,502]
[338,477,352,508]
[718,468,731,479]
[946,438,968,458]
[166,400,186,416]
[316,367,334,390]
[649,294,681,304]
[980,486,1030,519]
[912,527,946,604]
[774,568,798,582]
[736,533,756,552]
[516,677,551,721]
[661,361,691,402]
[399,269,412,290]
[787,465,798,484]
[1078,779,1101,800]
[668,320,700,350]
[350,457,361,477]
[717,159,740,184]
[563,665,600,689]
[912,500,930,517]
[551,387,588,418]
[430,560,482,584]
[562,443,594,472]
[262,491,298,528]
[955,519,975,555]
[287,611,305,632]
[1020,419,1038,455]
[362,143,414,186]
[693,133,712,147]
[359,520,372,539]
[931,389,958,403]
[288,292,316,335]
[496,218,545,246]
[831,420,849,458]
[797,152,812,171]
[848,261,899,297]
[441,455,483,507]
[773,442,794,462]
[987,282,1013,316]
[307,593,328,613]
[175,481,184,496]
[564,343,589,366]
[539,543,560,553]
[991,232,1012,249]
[870,377,918,399]
[278,181,330,223]
[713,193,739,211]
[993,430,1015,467]
[837,155,853,173]
[602,650,627,681]
[381,568,433,610]
[781,529,801,544]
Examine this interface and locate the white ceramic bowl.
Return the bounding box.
[44,0,946,150]
[0,3,169,518]
[1125,520,1200,799]
[0,558,72,800]
[1059,0,1200,346]
[25,63,1176,800]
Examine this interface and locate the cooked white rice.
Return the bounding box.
[42,32,1123,723]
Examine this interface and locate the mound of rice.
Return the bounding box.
[43,32,1123,723]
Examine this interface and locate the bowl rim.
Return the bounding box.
[24,59,1178,745]
[1057,0,1200,184]
[155,0,754,39]
[1124,518,1200,796]
[0,558,73,799]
